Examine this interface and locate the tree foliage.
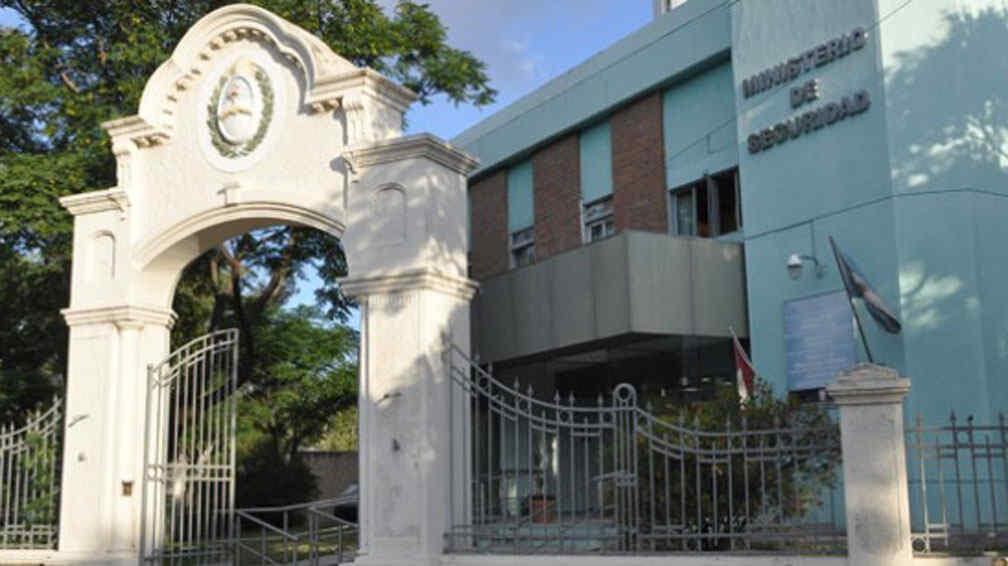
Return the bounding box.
[234,306,357,507]
[0,1,495,421]
[637,379,843,551]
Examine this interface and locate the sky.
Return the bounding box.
[0,2,655,322]
[2,2,653,140]
[394,0,652,140]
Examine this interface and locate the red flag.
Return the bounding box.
[732,330,755,403]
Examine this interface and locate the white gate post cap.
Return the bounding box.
[826,363,910,406]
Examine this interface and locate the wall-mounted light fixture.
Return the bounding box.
[787,253,825,280]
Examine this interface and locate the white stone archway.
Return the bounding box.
[57,4,477,564]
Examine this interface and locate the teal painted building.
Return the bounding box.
[455,0,1008,423]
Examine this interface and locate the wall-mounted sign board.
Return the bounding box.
[784,290,857,391]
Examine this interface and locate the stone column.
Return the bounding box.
[827,364,912,566]
[340,133,480,565]
[344,273,476,566]
[58,306,173,563]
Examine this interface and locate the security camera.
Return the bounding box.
[787,253,804,280]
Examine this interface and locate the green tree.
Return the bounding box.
[234,306,357,507]
[0,1,495,419]
[636,379,842,551]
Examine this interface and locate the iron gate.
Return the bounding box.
[445,343,846,554]
[140,329,239,564]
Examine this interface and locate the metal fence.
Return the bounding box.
[235,496,358,564]
[445,345,845,554]
[0,397,62,549]
[907,412,1008,553]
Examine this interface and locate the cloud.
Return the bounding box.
[412,1,552,93]
[379,1,650,138]
[498,37,547,83]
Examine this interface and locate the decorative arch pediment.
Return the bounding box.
[109,3,416,149]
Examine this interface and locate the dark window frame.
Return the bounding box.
[669,168,741,238]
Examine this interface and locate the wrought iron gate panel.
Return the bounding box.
[141,329,238,564]
[445,343,846,554]
[0,397,62,549]
[907,412,1008,554]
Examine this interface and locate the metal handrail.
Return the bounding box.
[238,494,357,514]
[236,510,301,541]
[306,506,358,528]
[235,497,359,565]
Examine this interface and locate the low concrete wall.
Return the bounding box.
[0,550,995,564]
[0,550,133,565]
[301,450,358,499]
[443,555,994,566]
[444,556,846,566]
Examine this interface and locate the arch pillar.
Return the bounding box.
[344,272,475,565]
[58,305,175,561]
[341,134,479,565]
[55,188,179,561]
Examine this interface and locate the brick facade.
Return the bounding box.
[468,169,509,280]
[469,93,670,276]
[611,93,668,233]
[532,134,583,260]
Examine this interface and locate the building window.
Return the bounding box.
[670,168,741,238]
[510,226,535,267]
[579,121,615,244]
[583,196,615,242]
[507,160,535,268]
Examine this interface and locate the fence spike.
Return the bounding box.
[950,410,957,423]
[568,392,575,406]
[554,391,561,404]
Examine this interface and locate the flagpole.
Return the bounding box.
[828,236,875,363]
[729,325,745,404]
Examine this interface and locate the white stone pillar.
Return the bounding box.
[345,274,475,566]
[827,364,912,566]
[340,133,480,565]
[58,306,173,562]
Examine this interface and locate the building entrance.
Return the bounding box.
[56,5,477,563]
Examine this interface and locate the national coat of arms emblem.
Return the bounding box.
[206,60,274,158]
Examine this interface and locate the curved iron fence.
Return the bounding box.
[0,397,62,549]
[445,344,845,555]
